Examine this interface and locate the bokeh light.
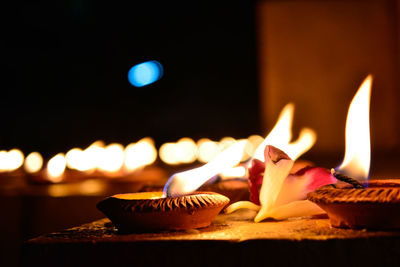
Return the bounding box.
[128,60,163,87]
[197,138,220,163]
[24,152,43,173]
[47,153,66,182]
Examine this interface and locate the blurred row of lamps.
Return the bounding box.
[0,135,264,182]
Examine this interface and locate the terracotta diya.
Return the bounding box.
[97,191,229,232]
[308,179,400,229]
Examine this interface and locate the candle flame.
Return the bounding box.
[254,103,316,161]
[337,75,372,180]
[163,140,248,197]
[253,103,294,161]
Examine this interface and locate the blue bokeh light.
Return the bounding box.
[127,60,164,87]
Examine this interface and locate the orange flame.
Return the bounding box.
[254,103,316,161]
[337,75,373,180]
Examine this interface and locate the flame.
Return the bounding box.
[47,153,66,182]
[337,75,372,180]
[283,128,317,160]
[253,103,316,161]
[124,138,157,171]
[253,103,294,161]
[163,140,247,197]
[245,135,264,157]
[220,166,247,179]
[24,152,43,173]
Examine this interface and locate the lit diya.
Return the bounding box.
[226,75,399,230]
[307,75,400,229]
[97,141,247,232]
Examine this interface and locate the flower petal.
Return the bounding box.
[274,166,337,206]
[267,200,325,220]
[254,146,294,222]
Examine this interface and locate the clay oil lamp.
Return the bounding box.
[97,191,229,232]
[308,75,400,229]
[97,141,248,232]
[308,178,400,229]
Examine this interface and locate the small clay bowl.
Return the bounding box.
[308,179,400,229]
[97,191,229,232]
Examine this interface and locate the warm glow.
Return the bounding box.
[197,138,220,163]
[114,192,163,200]
[7,149,24,171]
[163,140,247,197]
[0,149,25,172]
[337,75,372,180]
[159,142,180,165]
[220,166,247,179]
[98,143,125,173]
[176,138,197,164]
[24,152,43,173]
[218,137,236,151]
[65,148,86,171]
[47,153,66,182]
[124,138,157,171]
[283,128,317,160]
[252,103,316,161]
[253,103,294,161]
[84,141,105,171]
[159,138,198,165]
[246,135,264,157]
[47,179,106,197]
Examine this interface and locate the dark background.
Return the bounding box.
[3,1,259,158]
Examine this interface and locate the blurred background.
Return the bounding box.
[3,1,259,157]
[2,0,400,266]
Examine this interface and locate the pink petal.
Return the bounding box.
[248,147,336,206]
[274,166,337,206]
[248,159,264,205]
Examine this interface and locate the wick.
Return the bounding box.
[330,169,365,189]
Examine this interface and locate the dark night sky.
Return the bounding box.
[3,1,259,158]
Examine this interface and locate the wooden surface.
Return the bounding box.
[23,210,400,266]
